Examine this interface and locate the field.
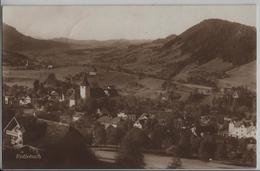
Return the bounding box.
[218,60,256,91]
[3,66,165,99]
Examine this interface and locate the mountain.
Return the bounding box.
[161,19,256,65]
[52,37,151,48]
[93,19,256,88]
[3,23,69,52]
[2,19,256,91]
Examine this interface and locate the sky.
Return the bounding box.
[3,5,256,40]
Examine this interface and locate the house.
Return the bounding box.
[110,117,121,128]
[104,85,119,97]
[72,112,84,122]
[89,66,97,76]
[3,117,25,149]
[117,112,128,120]
[191,124,198,136]
[4,96,10,104]
[133,121,143,129]
[179,83,215,95]
[97,116,112,129]
[67,88,76,107]
[217,122,229,137]
[19,95,32,106]
[175,118,185,129]
[97,116,121,129]
[47,65,53,69]
[89,71,97,76]
[133,113,150,129]
[200,115,211,126]
[228,121,256,139]
[127,114,137,121]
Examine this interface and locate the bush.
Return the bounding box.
[116,127,148,168]
[167,157,182,169]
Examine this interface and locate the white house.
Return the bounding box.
[69,98,75,107]
[5,96,9,104]
[19,95,32,106]
[228,121,256,139]
[69,89,76,107]
[89,71,97,76]
[117,112,128,120]
[4,117,25,149]
[47,65,53,69]
[134,121,143,129]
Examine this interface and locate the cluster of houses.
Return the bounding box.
[227,120,256,139]
[4,68,119,110]
[3,68,120,149]
[95,108,256,140]
[3,66,256,153]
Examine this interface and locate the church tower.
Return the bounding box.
[80,72,90,100]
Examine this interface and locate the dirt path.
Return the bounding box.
[92,148,253,169]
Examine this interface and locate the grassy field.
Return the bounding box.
[218,60,256,92]
[3,65,165,99]
[3,66,88,87]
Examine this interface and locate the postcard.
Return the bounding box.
[1,4,257,169]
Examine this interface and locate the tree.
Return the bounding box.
[46,126,98,168]
[116,127,148,169]
[199,133,217,161]
[33,80,40,92]
[148,123,165,149]
[190,135,201,157]
[215,142,227,160]
[93,123,106,145]
[167,157,182,169]
[176,129,191,158]
[117,119,133,142]
[106,125,119,145]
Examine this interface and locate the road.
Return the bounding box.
[91,148,253,169]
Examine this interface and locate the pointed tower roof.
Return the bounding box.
[81,72,89,86]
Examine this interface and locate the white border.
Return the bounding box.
[0,0,259,170]
[256,2,259,170]
[0,0,258,5]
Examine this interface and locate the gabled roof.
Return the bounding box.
[4,116,25,133]
[97,116,112,123]
[110,117,121,125]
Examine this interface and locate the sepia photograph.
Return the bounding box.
[1,4,257,169]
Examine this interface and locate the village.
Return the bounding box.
[3,65,256,168]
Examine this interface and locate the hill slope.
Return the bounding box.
[218,60,256,91]
[93,19,256,86]
[3,19,256,91]
[3,23,69,52]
